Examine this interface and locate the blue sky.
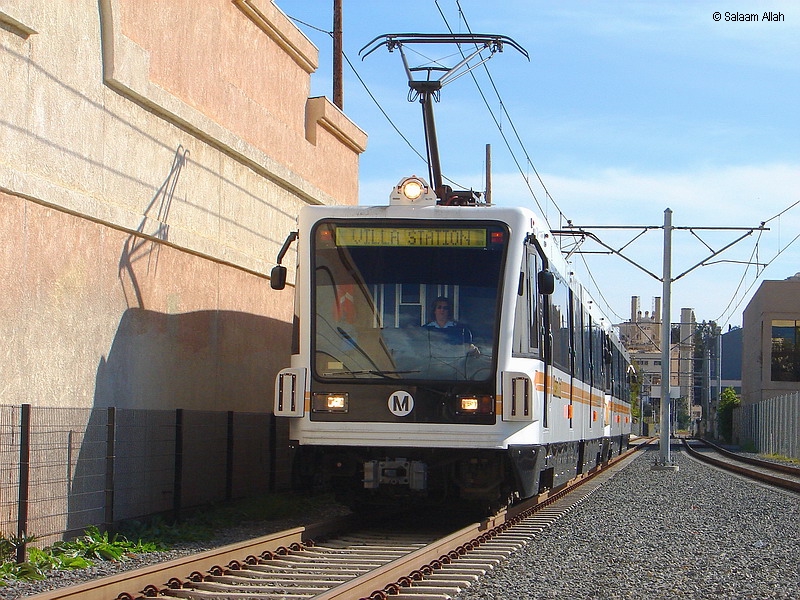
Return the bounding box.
[278,1,800,330]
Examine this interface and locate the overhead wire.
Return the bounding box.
[294,6,570,226]
[714,205,800,325]
[289,14,467,189]
[445,2,800,330]
[292,8,800,330]
[440,1,623,319]
[452,1,571,227]
[433,1,565,227]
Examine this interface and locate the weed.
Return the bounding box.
[1,492,337,584]
[761,452,800,465]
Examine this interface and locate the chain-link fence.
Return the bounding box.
[736,392,800,460]
[0,405,289,548]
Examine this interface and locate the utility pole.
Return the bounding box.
[333,0,343,109]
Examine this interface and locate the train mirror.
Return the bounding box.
[538,269,555,295]
[270,265,287,290]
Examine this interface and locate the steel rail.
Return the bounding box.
[25,441,651,600]
[681,438,800,493]
[329,440,651,600]
[24,515,357,600]
[691,437,800,477]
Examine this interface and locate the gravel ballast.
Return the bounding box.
[0,502,351,600]
[2,445,798,599]
[454,445,800,600]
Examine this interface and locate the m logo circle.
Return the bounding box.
[388,391,414,416]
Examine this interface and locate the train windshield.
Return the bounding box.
[312,220,508,382]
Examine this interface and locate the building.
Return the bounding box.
[616,297,696,431]
[738,275,800,458]
[720,327,743,394]
[1,0,366,412]
[741,275,800,405]
[1,0,366,542]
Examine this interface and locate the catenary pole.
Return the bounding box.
[654,208,679,470]
[550,213,766,463]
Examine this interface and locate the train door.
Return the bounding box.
[546,271,571,433]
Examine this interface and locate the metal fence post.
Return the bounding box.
[17,404,31,562]
[173,408,183,520]
[269,413,277,493]
[104,407,116,531]
[226,411,234,501]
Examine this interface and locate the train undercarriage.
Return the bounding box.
[292,435,629,512]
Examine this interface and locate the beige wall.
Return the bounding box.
[0,0,367,411]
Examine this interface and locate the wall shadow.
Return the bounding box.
[64,307,292,534]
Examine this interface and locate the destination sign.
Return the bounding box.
[334,227,487,248]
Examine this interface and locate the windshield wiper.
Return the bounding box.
[323,369,421,378]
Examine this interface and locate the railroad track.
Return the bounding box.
[27,443,648,600]
[681,438,800,493]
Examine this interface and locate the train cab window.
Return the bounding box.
[311,220,507,383]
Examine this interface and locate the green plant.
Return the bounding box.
[0,526,162,584]
[717,387,741,443]
[0,559,47,583]
[1,491,339,584]
[0,532,38,563]
[51,526,162,562]
[761,452,800,465]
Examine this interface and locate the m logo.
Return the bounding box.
[388,391,414,417]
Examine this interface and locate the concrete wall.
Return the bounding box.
[0,0,367,413]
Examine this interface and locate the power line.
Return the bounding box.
[432,1,568,227]
[289,14,474,189]
[441,1,625,323]
[454,1,569,226]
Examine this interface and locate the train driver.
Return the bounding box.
[424,297,480,356]
[425,297,457,328]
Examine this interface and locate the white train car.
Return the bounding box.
[272,176,631,509]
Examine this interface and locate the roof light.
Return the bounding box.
[390,176,437,206]
[402,179,423,199]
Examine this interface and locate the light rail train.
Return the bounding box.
[271,176,632,510]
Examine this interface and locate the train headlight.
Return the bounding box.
[390,176,437,206]
[457,395,494,415]
[312,392,349,413]
[402,179,423,199]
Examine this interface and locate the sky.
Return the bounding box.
[277,1,800,331]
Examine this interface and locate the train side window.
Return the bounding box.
[549,275,570,374]
[571,290,583,381]
[527,251,541,352]
[512,270,528,356]
[584,308,592,387]
[513,249,543,357]
[603,333,613,393]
